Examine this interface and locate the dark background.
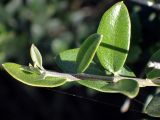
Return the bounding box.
[0,0,160,120]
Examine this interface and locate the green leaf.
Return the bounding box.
[104,65,135,77]
[145,49,160,85]
[146,49,160,80]
[78,79,139,98]
[147,69,160,80]
[77,65,137,98]
[56,48,105,75]
[144,93,160,117]
[97,1,131,73]
[30,44,43,69]
[118,65,135,77]
[3,63,66,87]
[76,33,103,73]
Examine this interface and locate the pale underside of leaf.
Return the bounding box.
[78,79,139,98]
[77,65,138,98]
[3,63,66,87]
[30,44,43,69]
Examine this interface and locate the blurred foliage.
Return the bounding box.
[0,0,158,70]
[0,0,100,66]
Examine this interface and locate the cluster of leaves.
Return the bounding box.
[2,1,160,118]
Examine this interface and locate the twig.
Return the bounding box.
[44,70,159,87]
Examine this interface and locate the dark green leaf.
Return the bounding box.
[147,69,160,80]
[3,63,66,87]
[76,33,103,73]
[144,93,160,117]
[56,48,105,75]
[97,2,131,73]
[127,46,141,63]
[78,79,139,98]
[146,49,160,81]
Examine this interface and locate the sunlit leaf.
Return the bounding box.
[97,2,131,73]
[20,66,41,74]
[3,63,66,87]
[30,44,43,69]
[76,33,103,73]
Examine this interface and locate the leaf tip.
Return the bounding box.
[115,1,127,9]
[30,44,38,52]
[2,63,9,69]
[117,1,124,5]
[2,63,5,67]
[30,44,34,54]
[98,34,103,41]
[120,1,124,3]
[30,43,43,69]
[31,43,35,48]
[2,63,6,70]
